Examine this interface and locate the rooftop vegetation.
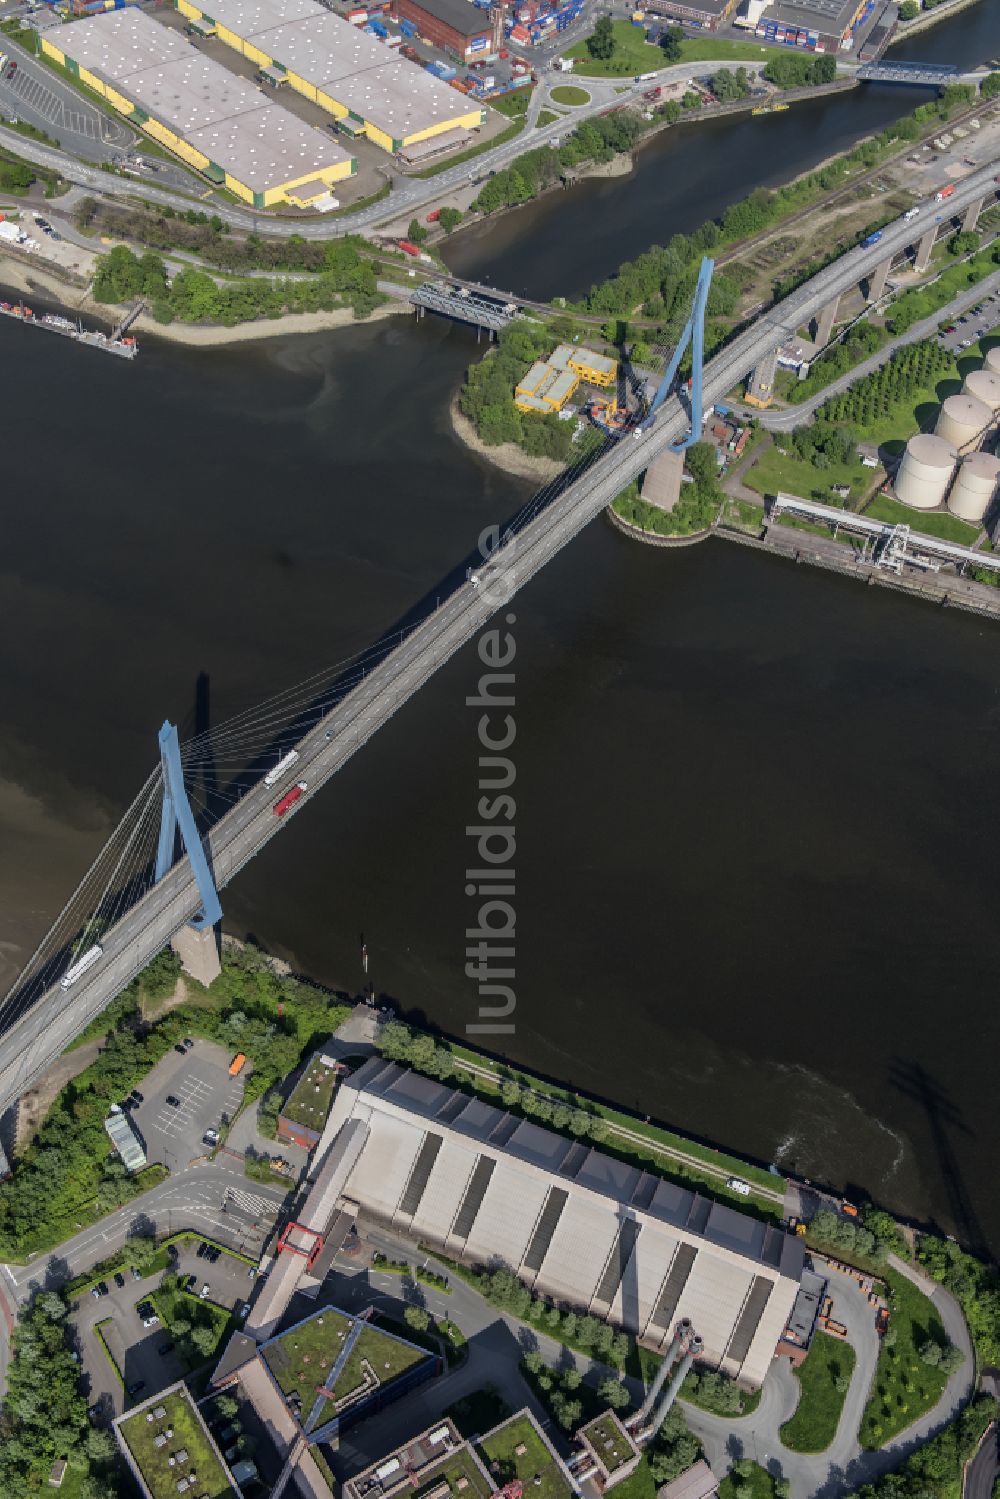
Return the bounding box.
[118,1389,235,1499]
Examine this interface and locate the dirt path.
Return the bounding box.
[16,1039,103,1151]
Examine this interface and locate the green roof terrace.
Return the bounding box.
[477,1412,576,1499]
[279,1053,340,1139]
[115,1385,237,1499]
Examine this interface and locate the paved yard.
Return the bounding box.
[131,1040,244,1172]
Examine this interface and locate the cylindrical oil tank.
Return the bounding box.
[963,369,1000,415]
[984,346,1000,379]
[894,433,957,509]
[948,451,1000,522]
[935,393,992,454]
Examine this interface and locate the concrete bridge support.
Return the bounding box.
[171,923,222,987]
[641,447,684,510]
[745,348,778,408]
[866,255,892,305]
[914,226,938,274]
[814,296,840,349]
[963,196,985,233]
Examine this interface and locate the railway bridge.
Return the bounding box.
[0,162,997,1146]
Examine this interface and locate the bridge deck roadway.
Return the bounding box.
[1,161,997,1113]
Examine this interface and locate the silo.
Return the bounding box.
[963,369,1000,415]
[894,433,958,509]
[936,393,991,454]
[984,346,1000,378]
[948,451,1000,523]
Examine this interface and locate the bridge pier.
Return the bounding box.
[866,254,892,304]
[963,196,985,233]
[814,296,840,349]
[745,348,778,408]
[171,923,222,987]
[640,448,684,509]
[914,226,938,274]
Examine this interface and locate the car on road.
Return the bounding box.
[727,1176,751,1196]
[166,1095,180,1108]
[113,1272,126,1289]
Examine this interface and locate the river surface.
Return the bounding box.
[442,0,1000,301]
[2,0,1000,1257]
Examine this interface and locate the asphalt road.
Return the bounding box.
[1,162,996,1130]
[0,44,133,164]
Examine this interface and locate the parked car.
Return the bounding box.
[207,1247,220,1263]
[90,1286,102,1300]
[239,1302,251,1319]
[197,1242,208,1258]
[203,1128,219,1147]
[174,1043,187,1055]
[727,1176,752,1197]
[182,1037,194,1050]
[200,1284,211,1299]
[166,1095,180,1108]
[142,1314,159,1328]
[97,1281,109,1296]
[130,1266,142,1282]
[113,1272,125,1289]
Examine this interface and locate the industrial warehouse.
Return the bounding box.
[41,9,356,206]
[309,1058,803,1389]
[174,0,489,157]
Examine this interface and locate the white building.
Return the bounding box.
[321,1059,803,1389]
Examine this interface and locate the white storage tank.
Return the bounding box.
[963,368,1000,415]
[984,346,1000,379]
[894,433,958,509]
[948,451,1000,523]
[936,393,991,454]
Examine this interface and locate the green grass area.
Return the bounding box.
[580,1413,633,1471]
[412,1446,494,1499]
[261,1308,353,1410]
[478,1414,573,1499]
[280,1053,339,1133]
[413,118,526,178]
[118,1389,235,1499]
[93,1318,124,1387]
[744,443,870,506]
[550,85,590,105]
[537,109,558,127]
[779,1332,856,1452]
[333,1322,431,1397]
[490,89,532,117]
[720,496,764,533]
[567,22,766,75]
[863,492,979,545]
[859,1269,949,1448]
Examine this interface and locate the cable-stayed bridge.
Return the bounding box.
[0,162,996,1141]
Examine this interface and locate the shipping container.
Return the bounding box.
[398,240,421,255]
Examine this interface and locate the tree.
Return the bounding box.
[407,218,428,245]
[404,1305,430,1332]
[438,207,463,234]
[216,1394,239,1419]
[920,1341,943,1366]
[128,1233,157,1269]
[659,25,683,61]
[898,0,919,16]
[587,15,615,61]
[597,1375,631,1410]
[981,71,1000,98]
[949,230,980,258]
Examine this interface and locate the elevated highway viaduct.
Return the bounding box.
[0,162,997,1124]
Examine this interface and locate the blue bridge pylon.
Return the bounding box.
[155,720,222,931]
[645,256,715,450]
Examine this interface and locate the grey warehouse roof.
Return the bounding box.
[188,103,351,191]
[52,7,190,76]
[767,0,861,32]
[124,54,265,133]
[400,0,494,36]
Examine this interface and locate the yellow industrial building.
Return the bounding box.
[515,343,617,415]
[42,9,356,207]
[174,0,486,157]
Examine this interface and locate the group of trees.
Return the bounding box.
[853,1395,996,1499]
[458,321,580,461]
[613,441,723,539]
[682,1367,750,1415]
[917,1237,1000,1366]
[586,15,615,60]
[762,52,837,90]
[0,151,33,195]
[795,323,887,401]
[473,109,647,217]
[888,242,1000,336]
[0,1293,116,1499]
[377,1017,612,1143]
[819,338,951,430]
[807,1206,910,1265]
[474,1264,633,1367]
[0,947,350,1254]
[711,67,753,102]
[92,242,384,327]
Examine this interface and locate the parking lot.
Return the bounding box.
[130,1040,245,1171]
[938,288,1000,355]
[0,43,134,161]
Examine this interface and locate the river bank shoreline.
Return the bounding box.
[449,392,564,481]
[894,0,986,42]
[0,251,407,347]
